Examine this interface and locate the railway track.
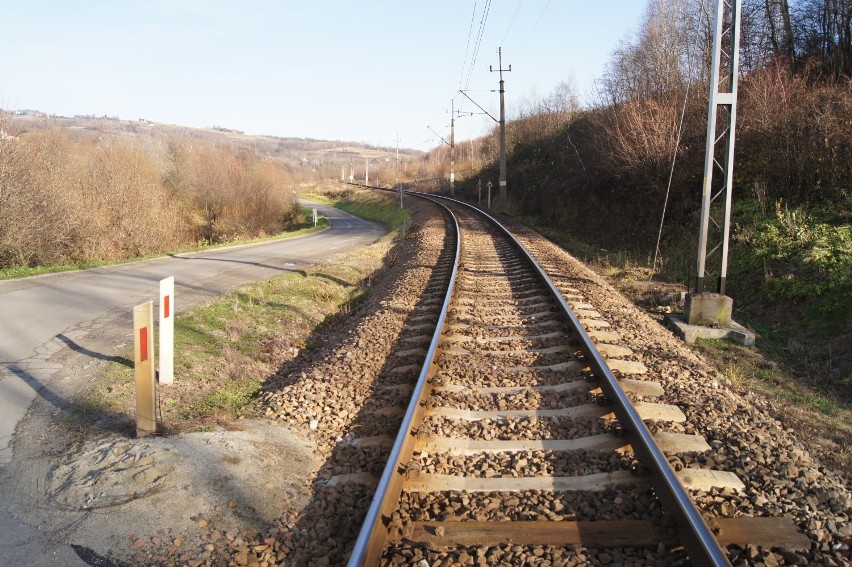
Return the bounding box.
[336,189,808,566]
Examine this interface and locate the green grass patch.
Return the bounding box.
[695,337,849,419]
[296,192,334,205]
[332,190,408,231]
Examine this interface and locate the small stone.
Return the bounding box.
[196,518,209,528]
[228,499,238,508]
[309,419,319,430]
[173,538,183,547]
[131,538,146,549]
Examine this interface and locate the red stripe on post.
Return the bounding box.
[164,295,170,319]
[139,327,148,361]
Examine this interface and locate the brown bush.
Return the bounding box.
[0,120,299,269]
[739,64,852,202]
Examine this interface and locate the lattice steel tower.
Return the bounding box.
[686,0,742,326]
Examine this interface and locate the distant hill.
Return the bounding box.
[5,112,423,169]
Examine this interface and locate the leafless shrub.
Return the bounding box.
[0,122,299,269]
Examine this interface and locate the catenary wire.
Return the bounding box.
[458,1,479,91]
[511,0,552,61]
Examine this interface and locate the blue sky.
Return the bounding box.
[1,1,647,149]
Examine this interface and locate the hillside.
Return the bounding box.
[7,113,422,172]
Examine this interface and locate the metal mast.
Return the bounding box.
[695,0,741,297]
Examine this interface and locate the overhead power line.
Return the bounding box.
[500,0,524,47]
[464,0,492,91]
[512,0,552,61]
[458,2,478,90]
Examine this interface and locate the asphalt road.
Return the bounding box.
[0,202,383,565]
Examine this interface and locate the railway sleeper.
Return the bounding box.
[385,517,810,552]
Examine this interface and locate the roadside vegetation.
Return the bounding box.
[0,117,306,272]
[76,190,406,433]
[0,205,327,280]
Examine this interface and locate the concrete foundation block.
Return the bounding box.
[664,313,755,346]
[684,293,733,326]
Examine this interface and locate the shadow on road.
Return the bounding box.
[56,334,133,369]
[166,253,293,273]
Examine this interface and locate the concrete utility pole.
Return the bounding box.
[450,100,455,195]
[427,122,453,194]
[349,159,354,183]
[395,133,400,188]
[491,47,511,212]
[688,0,742,326]
[365,158,369,186]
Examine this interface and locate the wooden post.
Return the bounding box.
[134,301,157,435]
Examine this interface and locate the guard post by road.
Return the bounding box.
[134,301,158,436]
[159,276,174,385]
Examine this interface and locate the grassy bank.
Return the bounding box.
[75,192,407,433]
[510,199,851,472]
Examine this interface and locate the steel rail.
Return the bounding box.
[343,183,732,566]
[346,195,461,567]
[425,192,733,567]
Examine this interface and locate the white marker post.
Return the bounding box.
[159,276,174,385]
[312,208,318,227]
[134,301,157,436]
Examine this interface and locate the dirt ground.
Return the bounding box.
[0,333,320,563]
